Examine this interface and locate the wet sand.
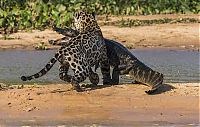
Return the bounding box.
[0,83,199,126]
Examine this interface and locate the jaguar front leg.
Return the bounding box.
[99,61,112,85]
[88,67,99,86]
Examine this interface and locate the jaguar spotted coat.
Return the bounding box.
[21,11,108,92]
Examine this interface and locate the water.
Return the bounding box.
[0,49,199,84]
[130,48,200,83]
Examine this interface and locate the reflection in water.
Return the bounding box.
[0,49,199,84]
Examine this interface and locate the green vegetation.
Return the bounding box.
[0,0,199,34]
[104,18,200,27]
[125,44,135,49]
[34,42,48,50]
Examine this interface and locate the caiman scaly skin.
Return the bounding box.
[49,27,164,94]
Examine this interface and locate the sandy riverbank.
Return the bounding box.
[0,14,199,51]
[0,83,199,126]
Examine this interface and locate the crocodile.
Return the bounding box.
[49,27,164,94]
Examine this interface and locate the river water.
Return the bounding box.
[0,49,199,84]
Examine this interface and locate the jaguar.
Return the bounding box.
[21,11,108,92]
[49,27,164,94]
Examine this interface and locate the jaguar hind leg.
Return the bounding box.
[59,64,72,82]
[58,65,85,92]
[59,64,99,86]
[71,78,83,92]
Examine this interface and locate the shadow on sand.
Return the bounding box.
[146,84,176,95]
[82,83,176,95]
[45,82,175,95]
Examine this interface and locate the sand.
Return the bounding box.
[0,83,199,126]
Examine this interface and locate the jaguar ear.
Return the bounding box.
[92,12,96,19]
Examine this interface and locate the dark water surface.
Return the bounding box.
[0,49,199,84]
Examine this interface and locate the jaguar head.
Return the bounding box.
[73,11,99,33]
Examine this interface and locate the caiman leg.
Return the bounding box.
[88,68,99,86]
[111,66,120,84]
[108,64,132,85]
[112,64,130,85]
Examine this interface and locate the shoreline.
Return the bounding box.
[0,41,198,51]
[0,46,198,52]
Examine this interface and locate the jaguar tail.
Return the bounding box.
[21,52,60,81]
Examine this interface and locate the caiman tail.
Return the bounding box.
[21,52,61,81]
[128,60,164,94]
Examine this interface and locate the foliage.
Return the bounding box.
[104,18,200,27]
[125,44,135,49]
[34,42,48,50]
[0,0,199,34]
